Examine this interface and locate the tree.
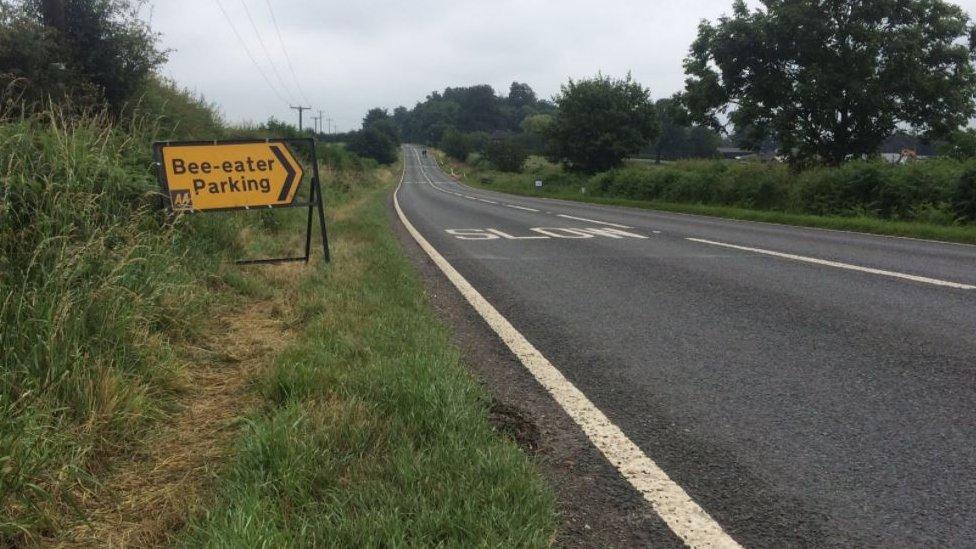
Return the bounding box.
[684,0,976,166]
[348,106,400,164]
[508,82,537,108]
[548,74,659,173]
[443,84,503,132]
[363,107,391,128]
[440,128,473,162]
[347,126,398,164]
[484,138,528,172]
[2,0,165,114]
[941,129,976,160]
[686,126,721,159]
[520,113,553,136]
[652,98,689,163]
[35,0,164,112]
[520,113,553,154]
[393,83,555,143]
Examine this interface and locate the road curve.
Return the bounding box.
[394,145,976,548]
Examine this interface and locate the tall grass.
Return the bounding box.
[0,104,235,541]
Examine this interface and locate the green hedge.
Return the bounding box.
[586,159,976,225]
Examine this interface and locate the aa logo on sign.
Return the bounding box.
[170,190,193,211]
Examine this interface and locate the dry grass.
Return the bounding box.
[36,171,385,547]
[44,291,296,548]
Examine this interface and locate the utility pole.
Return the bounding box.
[327,117,334,135]
[312,115,322,134]
[290,105,311,132]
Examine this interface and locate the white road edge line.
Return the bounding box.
[557,214,633,229]
[506,204,540,212]
[687,237,976,290]
[394,156,742,549]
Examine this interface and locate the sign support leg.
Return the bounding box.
[303,181,316,264]
[310,147,331,263]
[315,178,330,263]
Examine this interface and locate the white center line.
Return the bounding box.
[506,204,540,212]
[557,214,632,229]
[687,237,976,290]
[477,198,498,204]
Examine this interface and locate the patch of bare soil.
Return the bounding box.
[46,298,293,548]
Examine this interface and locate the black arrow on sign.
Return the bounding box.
[270,145,298,202]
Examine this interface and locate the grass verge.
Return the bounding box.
[178,165,556,546]
[474,184,976,244]
[440,154,976,245]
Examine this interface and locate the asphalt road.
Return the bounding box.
[394,145,976,548]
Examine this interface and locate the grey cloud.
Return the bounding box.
[146,0,976,131]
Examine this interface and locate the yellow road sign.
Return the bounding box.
[156,140,304,212]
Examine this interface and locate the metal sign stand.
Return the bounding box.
[237,138,330,265]
[153,137,330,265]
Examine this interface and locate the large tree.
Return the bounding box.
[18,0,164,112]
[548,74,659,173]
[683,0,976,165]
[348,107,400,164]
[652,97,689,163]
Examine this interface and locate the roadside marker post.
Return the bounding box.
[152,137,330,265]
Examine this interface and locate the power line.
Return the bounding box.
[239,0,298,105]
[265,0,310,105]
[212,0,290,106]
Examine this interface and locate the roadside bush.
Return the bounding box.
[440,129,474,162]
[317,143,372,173]
[952,167,976,222]
[722,162,788,209]
[347,125,398,165]
[791,160,966,220]
[591,161,787,209]
[794,161,888,216]
[484,138,528,172]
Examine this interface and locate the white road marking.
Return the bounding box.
[506,204,540,212]
[687,238,976,290]
[578,227,649,239]
[446,229,501,240]
[557,214,633,229]
[478,198,498,204]
[464,195,478,200]
[532,227,596,239]
[396,163,741,549]
[486,229,550,240]
[447,227,649,241]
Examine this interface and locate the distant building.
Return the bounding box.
[878,133,938,162]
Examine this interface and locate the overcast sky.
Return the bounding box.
[144,0,976,132]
